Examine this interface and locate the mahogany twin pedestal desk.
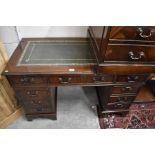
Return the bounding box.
[3,26,155,121]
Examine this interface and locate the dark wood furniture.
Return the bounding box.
[3,27,155,121]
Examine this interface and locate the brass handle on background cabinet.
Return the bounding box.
[58,77,72,84]
[138,27,154,38]
[129,51,144,61]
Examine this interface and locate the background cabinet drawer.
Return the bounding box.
[8,75,47,85]
[105,44,155,62]
[110,26,155,41]
[116,74,148,83]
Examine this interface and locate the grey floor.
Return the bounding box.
[8,86,100,129]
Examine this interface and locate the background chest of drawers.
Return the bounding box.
[89,26,155,115]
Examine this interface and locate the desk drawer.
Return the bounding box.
[116,74,148,83]
[105,44,155,62]
[111,85,140,95]
[14,87,50,100]
[25,106,53,114]
[110,26,155,41]
[106,95,135,110]
[49,75,114,85]
[8,75,47,85]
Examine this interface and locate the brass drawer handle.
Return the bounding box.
[27,91,38,96]
[122,86,133,92]
[114,103,124,108]
[127,76,139,82]
[117,96,127,102]
[129,51,144,61]
[20,77,34,83]
[58,77,72,84]
[93,76,105,82]
[30,100,41,104]
[138,27,154,38]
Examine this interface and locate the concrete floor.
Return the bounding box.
[8,86,100,129]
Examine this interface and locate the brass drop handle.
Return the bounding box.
[59,77,72,84]
[115,103,124,108]
[27,91,38,96]
[20,77,34,83]
[129,51,144,60]
[93,76,105,82]
[122,86,132,92]
[127,76,139,82]
[30,100,41,104]
[117,96,127,103]
[138,27,154,38]
[20,77,29,83]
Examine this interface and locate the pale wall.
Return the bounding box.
[0,26,88,57]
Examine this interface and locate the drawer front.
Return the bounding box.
[17,96,54,114]
[105,44,155,62]
[8,75,47,85]
[111,85,140,95]
[110,26,155,41]
[25,106,53,114]
[106,95,135,110]
[14,87,50,100]
[49,75,114,85]
[116,74,148,83]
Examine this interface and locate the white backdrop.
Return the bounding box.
[0,26,88,57]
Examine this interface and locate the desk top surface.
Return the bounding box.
[4,38,96,75]
[17,40,96,66]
